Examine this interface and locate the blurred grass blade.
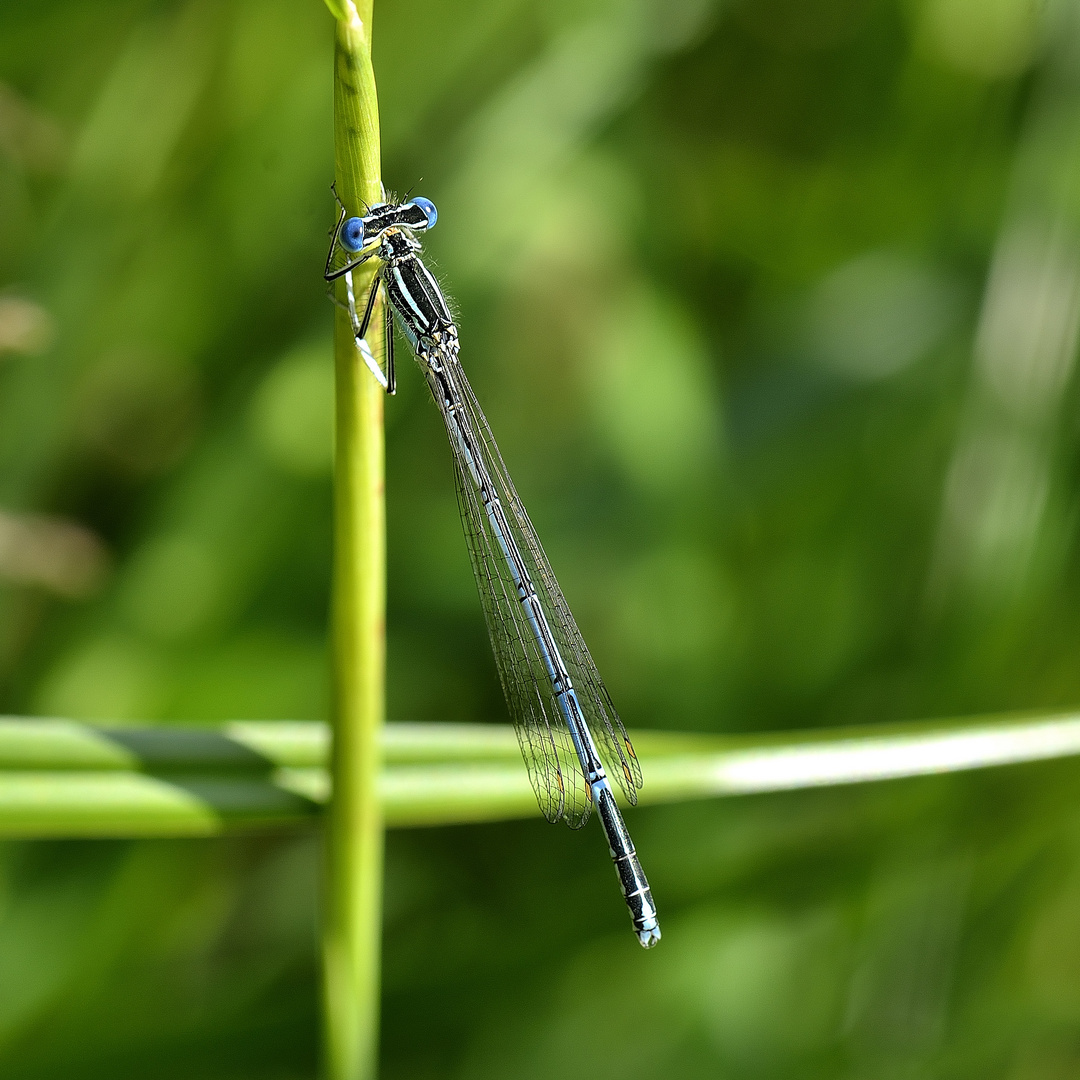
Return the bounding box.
[0,771,316,836]
[1,711,1080,835]
[0,717,515,770]
[631,713,1080,797]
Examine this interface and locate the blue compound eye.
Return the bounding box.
[340,216,366,252]
[408,196,437,230]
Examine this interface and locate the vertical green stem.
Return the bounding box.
[324,2,385,1079]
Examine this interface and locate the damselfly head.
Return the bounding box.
[350,197,436,250]
[339,216,366,252]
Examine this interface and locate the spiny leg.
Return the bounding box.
[352,270,381,342]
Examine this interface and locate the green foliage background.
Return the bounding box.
[3,0,1080,1076]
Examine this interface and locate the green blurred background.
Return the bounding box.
[3,0,1080,1075]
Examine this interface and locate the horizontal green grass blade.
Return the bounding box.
[0,771,316,836]
[0,717,518,770]
[0,710,1078,835]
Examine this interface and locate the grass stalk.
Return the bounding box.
[324,2,385,1079]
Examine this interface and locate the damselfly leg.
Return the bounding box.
[343,270,395,393]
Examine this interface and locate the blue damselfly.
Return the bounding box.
[325,192,661,948]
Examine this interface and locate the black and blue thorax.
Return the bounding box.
[376,229,458,359]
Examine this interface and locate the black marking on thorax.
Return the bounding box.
[380,231,455,343]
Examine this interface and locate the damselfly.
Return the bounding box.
[324,191,661,948]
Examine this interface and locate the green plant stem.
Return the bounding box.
[325,2,385,1079]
